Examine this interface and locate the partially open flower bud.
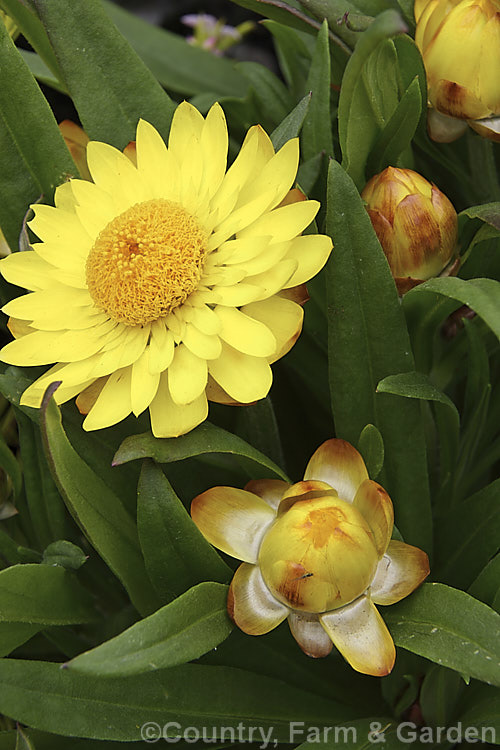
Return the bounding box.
[415,0,500,141]
[361,167,458,294]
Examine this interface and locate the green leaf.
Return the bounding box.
[338,11,408,188]
[458,684,500,744]
[377,371,460,427]
[15,408,67,548]
[357,424,384,479]
[42,541,87,571]
[0,563,95,625]
[238,61,292,130]
[326,159,432,552]
[469,553,500,612]
[102,1,248,98]
[19,50,66,94]
[366,76,421,174]
[0,622,41,658]
[301,20,334,161]
[39,385,159,615]
[114,422,289,481]
[0,659,349,741]
[230,0,338,40]
[68,583,232,677]
[419,665,464,726]
[460,202,500,232]
[405,277,500,341]
[0,432,21,501]
[0,0,61,79]
[235,397,286,472]
[385,583,500,686]
[271,93,311,151]
[15,727,35,750]
[263,19,312,100]
[137,461,230,604]
[436,479,500,589]
[0,20,76,195]
[33,0,175,148]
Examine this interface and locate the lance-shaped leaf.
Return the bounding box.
[39,384,159,616]
[137,461,231,604]
[301,20,334,161]
[0,659,349,742]
[114,422,289,481]
[33,0,175,147]
[68,583,232,677]
[404,277,500,342]
[326,159,432,553]
[386,583,500,687]
[0,563,95,625]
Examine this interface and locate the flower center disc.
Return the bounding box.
[86,199,208,326]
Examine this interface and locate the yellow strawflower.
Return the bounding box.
[191,439,429,677]
[415,0,500,140]
[0,102,332,437]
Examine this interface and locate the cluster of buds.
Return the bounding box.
[192,439,429,676]
[181,13,254,56]
[415,0,500,142]
[362,167,458,294]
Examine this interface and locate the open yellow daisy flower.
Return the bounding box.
[191,439,429,676]
[0,102,332,437]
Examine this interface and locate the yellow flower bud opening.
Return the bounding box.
[258,495,379,613]
[415,0,500,122]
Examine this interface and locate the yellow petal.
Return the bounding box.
[304,439,369,503]
[167,344,207,406]
[83,367,133,430]
[86,141,146,211]
[182,323,222,360]
[149,372,208,437]
[244,479,290,511]
[205,375,242,405]
[89,323,149,377]
[238,200,320,243]
[3,287,98,331]
[168,101,204,162]
[0,252,55,292]
[203,282,265,307]
[53,183,76,214]
[148,320,175,374]
[29,204,91,247]
[136,119,179,201]
[353,479,394,556]
[228,563,289,635]
[71,179,117,240]
[20,363,95,408]
[209,189,279,250]
[0,325,110,366]
[212,236,270,266]
[200,103,228,200]
[191,486,276,563]
[211,125,274,225]
[370,540,430,605]
[215,305,276,357]
[184,303,222,335]
[131,348,161,416]
[227,239,289,277]
[288,612,333,658]
[208,343,272,403]
[283,234,333,288]
[243,258,297,302]
[235,138,299,213]
[320,596,396,676]
[241,296,303,364]
[76,377,107,414]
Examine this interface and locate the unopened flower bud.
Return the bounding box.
[415,0,500,141]
[362,167,458,294]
